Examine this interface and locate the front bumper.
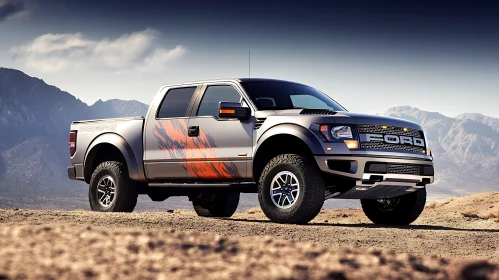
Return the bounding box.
[314,155,434,199]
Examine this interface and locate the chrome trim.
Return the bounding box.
[361,173,431,185]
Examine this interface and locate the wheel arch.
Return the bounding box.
[253,124,323,181]
[83,133,139,183]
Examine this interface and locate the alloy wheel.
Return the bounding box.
[270,171,300,209]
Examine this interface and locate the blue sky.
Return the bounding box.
[1,0,498,117]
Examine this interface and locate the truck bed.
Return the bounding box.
[69,116,146,182]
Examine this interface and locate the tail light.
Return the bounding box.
[69,131,77,156]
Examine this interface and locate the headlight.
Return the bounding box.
[319,125,358,149]
[331,126,353,139]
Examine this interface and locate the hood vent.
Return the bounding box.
[254,118,266,129]
[300,109,337,116]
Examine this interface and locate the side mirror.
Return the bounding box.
[219,102,250,120]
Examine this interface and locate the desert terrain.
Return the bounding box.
[0,192,498,279]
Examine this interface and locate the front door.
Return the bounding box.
[186,84,254,181]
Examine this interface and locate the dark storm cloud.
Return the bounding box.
[15,0,499,62]
[47,0,499,50]
[0,0,25,22]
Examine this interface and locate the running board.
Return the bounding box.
[148,182,257,188]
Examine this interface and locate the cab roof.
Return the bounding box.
[163,78,305,88]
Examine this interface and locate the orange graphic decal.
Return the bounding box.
[153,120,240,180]
[186,128,240,179]
[153,119,188,159]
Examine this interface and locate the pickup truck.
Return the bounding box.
[68,78,434,225]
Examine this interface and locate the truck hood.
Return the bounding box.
[259,109,423,130]
[333,111,422,130]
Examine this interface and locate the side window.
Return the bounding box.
[197,85,242,116]
[157,87,197,118]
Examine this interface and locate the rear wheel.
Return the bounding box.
[192,192,240,217]
[258,154,325,224]
[89,161,138,212]
[361,188,426,225]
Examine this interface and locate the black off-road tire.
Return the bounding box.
[361,188,427,225]
[89,161,138,212]
[192,192,240,218]
[258,154,325,224]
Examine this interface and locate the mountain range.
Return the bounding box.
[0,67,148,199]
[384,106,499,195]
[0,67,497,210]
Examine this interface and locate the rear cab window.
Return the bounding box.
[157,87,197,118]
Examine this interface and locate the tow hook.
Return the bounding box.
[416,178,431,186]
[362,175,384,184]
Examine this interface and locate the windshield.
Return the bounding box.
[240,81,346,111]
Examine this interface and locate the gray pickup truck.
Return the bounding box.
[68,78,434,225]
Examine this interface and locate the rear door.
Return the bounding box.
[185,82,254,181]
[144,86,199,181]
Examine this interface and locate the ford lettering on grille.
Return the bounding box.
[359,134,425,147]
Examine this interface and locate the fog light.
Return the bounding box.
[344,140,358,149]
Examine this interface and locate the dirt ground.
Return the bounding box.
[0,192,498,279]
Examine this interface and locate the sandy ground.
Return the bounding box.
[0,192,498,279]
[1,225,499,280]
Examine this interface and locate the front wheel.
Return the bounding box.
[258,154,325,224]
[361,188,426,225]
[192,192,240,218]
[88,161,138,212]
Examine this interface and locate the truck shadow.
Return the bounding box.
[307,222,499,233]
[225,218,499,233]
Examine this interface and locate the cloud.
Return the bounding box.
[139,45,186,72]
[0,0,25,22]
[11,28,186,73]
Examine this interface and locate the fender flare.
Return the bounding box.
[83,133,139,182]
[255,123,324,157]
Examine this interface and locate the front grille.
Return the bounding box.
[360,142,425,153]
[387,164,420,175]
[254,118,266,129]
[358,124,426,153]
[300,109,337,115]
[357,124,423,138]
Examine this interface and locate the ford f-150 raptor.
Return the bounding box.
[68,78,434,225]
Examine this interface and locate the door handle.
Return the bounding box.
[188,126,199,137]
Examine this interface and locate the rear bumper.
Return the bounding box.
[314,155,434,199]
[67,166,77,180]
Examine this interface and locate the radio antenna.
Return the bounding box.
[248,50,251,94]
[248,50,251,79]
